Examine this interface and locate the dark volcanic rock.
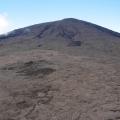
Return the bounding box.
[68,41,81,46]
[1,18,120,41]
[0,18,120,57]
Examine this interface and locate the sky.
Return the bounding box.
[0,0,120,34]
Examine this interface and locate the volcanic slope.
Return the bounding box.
[0,18,120,57]
[0,18,120,120]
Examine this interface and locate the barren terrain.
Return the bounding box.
[0,18,120,120]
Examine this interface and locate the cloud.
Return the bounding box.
[0,13,9,34]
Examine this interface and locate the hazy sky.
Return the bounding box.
[0,0,120,34]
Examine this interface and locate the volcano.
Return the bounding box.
[0,18,120,56]
[0,18,120,120]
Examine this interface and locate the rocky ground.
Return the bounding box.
[0,49,120,120]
